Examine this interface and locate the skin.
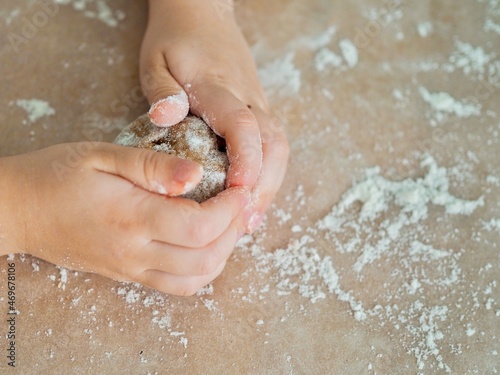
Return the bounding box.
[142,0,290,230]
[0,0,289,296]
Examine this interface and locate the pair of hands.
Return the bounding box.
[1,0,289,295]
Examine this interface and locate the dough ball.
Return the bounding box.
[114,114,228,203]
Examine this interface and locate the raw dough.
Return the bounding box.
[114,114,228,203]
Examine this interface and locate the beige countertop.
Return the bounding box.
[0,0,499,374]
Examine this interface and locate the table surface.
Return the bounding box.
[0,1,499,374]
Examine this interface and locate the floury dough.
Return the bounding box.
[114,114,229,203]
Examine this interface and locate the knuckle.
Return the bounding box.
[140,64,172,100]
[231,108,259,130]
[204,71,229,86]
[149,88,172,104]
[140,62,161,85]
[187,220,216,248]
[140,150,162,188]
[197,250,221,276]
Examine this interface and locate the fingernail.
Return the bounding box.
[247,212,264,233]
[149,91,189,127]
[174,159,203,184]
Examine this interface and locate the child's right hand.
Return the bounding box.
[0,143,251,295]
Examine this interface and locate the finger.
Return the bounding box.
[91,143,203,196]
[140,54,189,127]
[141,186,251,247]
[247,107,290,233]
[137,261,226,296]
[142,209,245,276]
[187,83,263,188]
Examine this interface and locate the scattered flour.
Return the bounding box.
[0,8,20,25]
[258,52,302,98]
[417,21,433,37]
[293,26,337,51]
[314,38,359,72]
[466,324,477,337]
[229,154,489,371]
[15,99,55,123]
[319,155,483,272]
[415,39,500,88]
[418,86,482,124]
[56,266,68,290]
[314,48,343,72]
[406,304,450,372]
[482,218,500,231]
[320,155,483,227]
[31,262,40,272]
[53,0,125,27]
[446,40,495,80]
[339,39,359,68]
[479,0,500,35]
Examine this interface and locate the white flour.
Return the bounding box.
[314,38,359,72]
[479,0,500,35]
[314,47,343,72]
[418,86,482,125]
[482,218,500,231]
[339,39,359,68]
[15,99,55,123]
[417,39,500,87]
[234,154,487,372]
[258,52,302,98]
[54,0,125,28]
[446,40,495,80]
[293,26,337,50]
[417,21,433,37]
[0,8,20,25]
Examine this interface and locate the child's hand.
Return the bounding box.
[140,0,290,232]
[0,143,250,296]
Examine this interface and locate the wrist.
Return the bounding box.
[147,0,235,24]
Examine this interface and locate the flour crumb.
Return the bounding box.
[482,218,500,231]
[196,284,214,296]
[15,99,55,123]
[315,48,343,72]
[466,324,477,337]
[295,26,337,50]
[418,86,481,124]
[54,0,125,28]
[31,262,40,272]
[339,39,358,68]
[446,40,497,82]
[417,21,433,37]
[258,52,301,98]
[56,266,68,290]
[0,8,20,25]
[152,314,171,329]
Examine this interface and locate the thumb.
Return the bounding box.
[140,60,189,127]
[92,143,203,197]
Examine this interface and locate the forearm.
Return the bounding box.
[0,156,27,257]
